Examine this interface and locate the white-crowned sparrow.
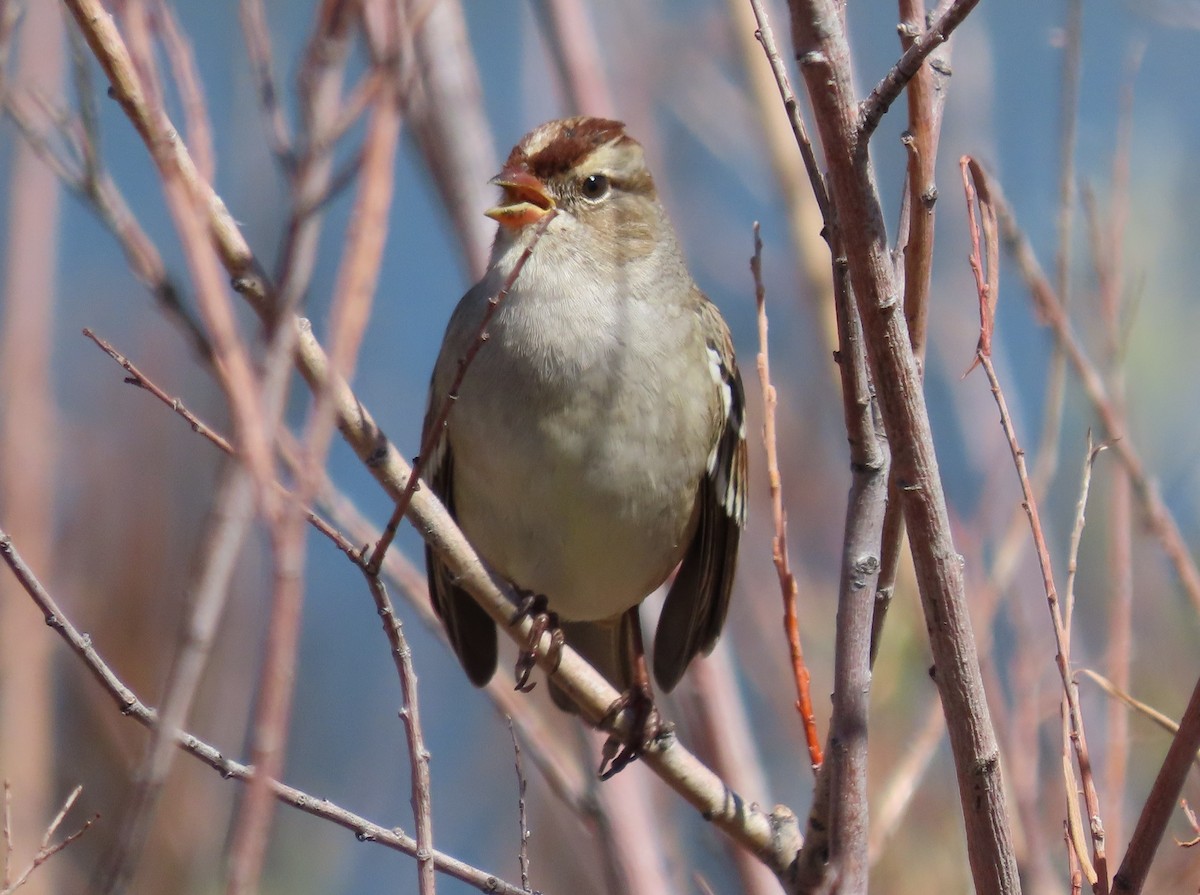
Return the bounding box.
[423,117,746,750]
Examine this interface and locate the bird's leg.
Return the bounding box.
[598,608,667,779]
[510,589,564,692]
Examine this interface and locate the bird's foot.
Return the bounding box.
[597,681,668,780]
[510,590,563,693]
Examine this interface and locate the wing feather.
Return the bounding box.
[423,387,498,687]
[653,301,746,692]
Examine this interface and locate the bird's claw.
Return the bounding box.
[510,591,563,692]
[597,681,666,779]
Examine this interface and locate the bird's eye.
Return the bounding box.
[580,173,610,201]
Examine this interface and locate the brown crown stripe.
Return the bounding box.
[504,117,635,180]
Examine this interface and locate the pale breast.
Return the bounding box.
[445,281,714,621]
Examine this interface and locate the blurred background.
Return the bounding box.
[1,0,1199,892]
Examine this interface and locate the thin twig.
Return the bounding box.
[871,0,959,668]
[406,0,495,279]
[1177,801,1199,848]
[237,0,295,168]
[0,5,63,888]
[747,0,829,220]
[63,0,270,306]
[994,176,1200,616]
[269,0,357,316]
[508,719,532,893]
[0,786,97,895]
[752,222,822,769]
[226,18,406,889]
[2,782,11,890]
[730,0,832,330]
[87,314,799,882]
[82,328,363,564]
[1023,0,1083,610]
[1061,435,1108,890]
[151,0,215,183]
[0,528,530,895]
[1,83,211,357]
[788,2,1018,890]
[369,574,436,895]
[86,317,595,875]
[1082,670,1200,770]
[1112,675,1200,894]
[1054,0,1082,320]
[894,0,954,365]
[367,209,557,576]
[1067,820,1084,895]
[67,3,807,872]
[961,155,1109,893]
[859,0,978,140]
[1063,435,1107,634]
[88,9,281,887]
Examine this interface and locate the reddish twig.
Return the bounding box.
[2,781,10,889]
[81,9,281,890]
[407,0,495,280]
[895,0,954,365]
[62,0,270,305]
[80,328,543,895]
[751,223,822,769]
[1177,801,1199,848]
[0,3,63,886]
[1,75,210,357]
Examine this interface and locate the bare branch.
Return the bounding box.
[962,156,1108,892]
[786,4,1018,890]
[0,786,97,895]
[1112,676,1200,894]
[859,0,976,140]
[0,528,529,895]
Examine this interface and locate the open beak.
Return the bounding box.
[485,169,555,230]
